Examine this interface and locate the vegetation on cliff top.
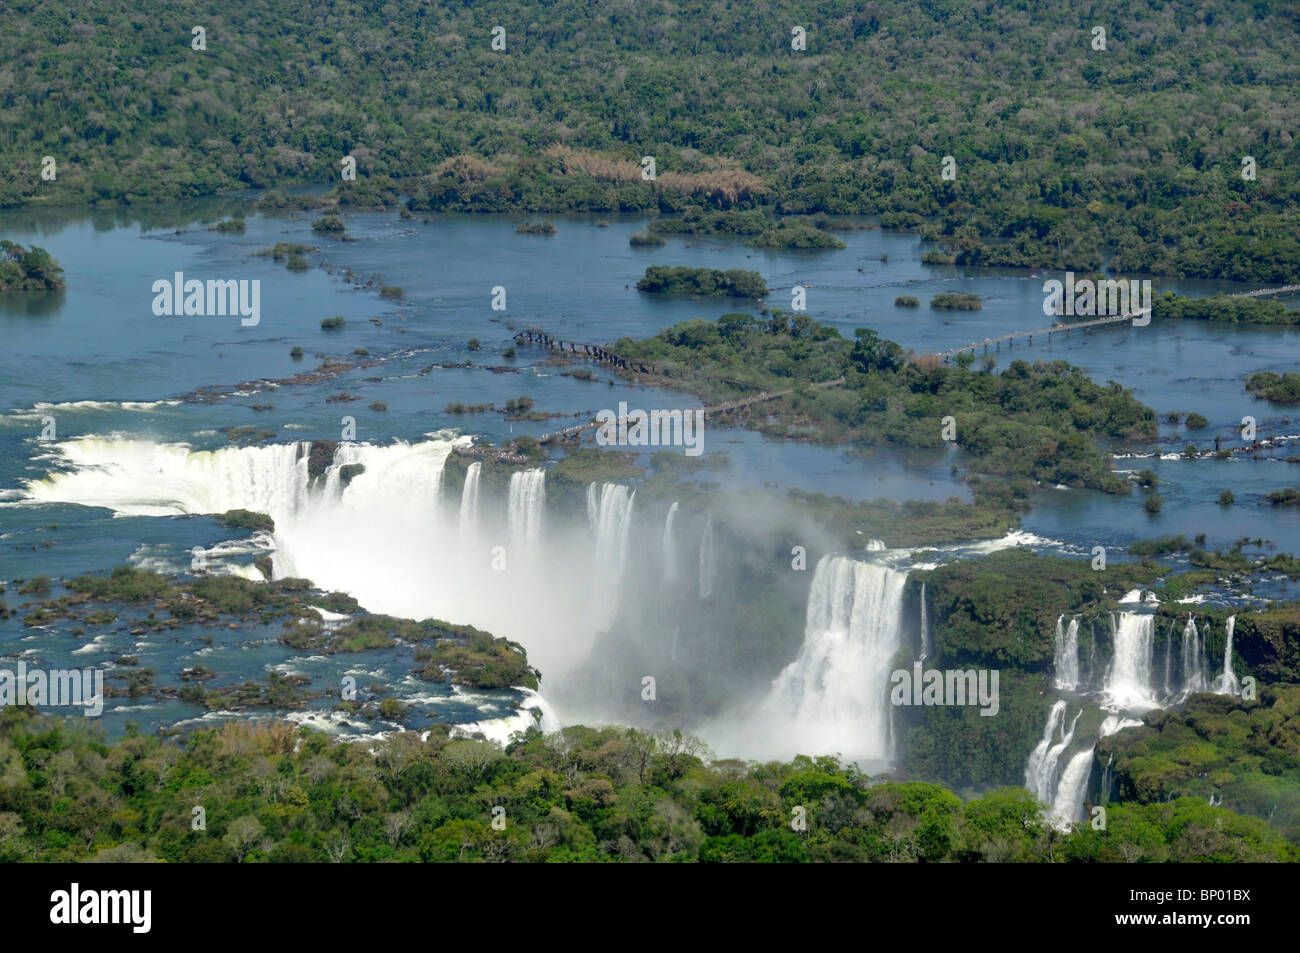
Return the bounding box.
[0,714,1291,863]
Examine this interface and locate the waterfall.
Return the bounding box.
[323,441,364,499]
[752,556,908,767]
[1215,616,1240,695]
[1048,713,1140,828]
[919,582,930,659]
[588,483,636,625]
[22,436,454,523]
[662,501,678,582]
[1170,616,1180,696]
[458,462,482,538]
[1104,612,1158,713]
[1032,609,1196,830]
[1025,701,1083,804]
[1180,614,1208,697]
[1086,620,1097,690]
[507,468,546,555]
[20,433,643,689]
[1053,615,1079,691]
[1049,750,1096,828]
[698,517,714,600]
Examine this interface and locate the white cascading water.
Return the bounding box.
[662,501,678,582]
[587,482,636,629]
[454,688,564,745]
[1050,750,1096,828]
[698,516,714,600]
[919,581,930,659]
[1025,700,1083,805]
[507,468,546,552]
[714,556,906,768]
[458,462,482,540]
[1038,610,1161,827]
[21,436,629,711]
[1180,614,1208,697]
[1026,701,1068,801]
[1049,713,1142,828]
[1104,612,1159,713]
[1162,617,1175,700]
[1053,615,1080,691]
[1215,615,1240,695]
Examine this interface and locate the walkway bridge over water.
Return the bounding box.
[934,283,1298,363]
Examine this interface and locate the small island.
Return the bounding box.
[0,240,65,291]
[1246,370,1300,404]
[636,265,768,298]
[930,292,983,310]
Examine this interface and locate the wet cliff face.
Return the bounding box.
[1232,609,1300,683]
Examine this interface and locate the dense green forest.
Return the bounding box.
[0,712,1292,862]
[3,1,1298,279]
[1153,292,1300,325]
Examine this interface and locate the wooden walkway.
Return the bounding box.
[935,283,1298,362]
[934,310,1150,361]
[512,329,657,375]
[1230,284,1300,298]
[538,377,846,445]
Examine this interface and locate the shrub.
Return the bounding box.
[321,316,345,330]
[311,214,346,233]
[1219,489,1235,505]
[930,292,982,310]
[894,295,920,307]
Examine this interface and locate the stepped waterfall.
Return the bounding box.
[1030,607,1244,829]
